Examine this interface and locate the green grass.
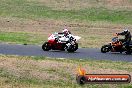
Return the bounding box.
[0,0,131,87]
[32,56,132,72]
[0,55,131,88]
[0,32,29,44]
[0,32,44,45]
[0,0,132,24]
[0,0,132,47]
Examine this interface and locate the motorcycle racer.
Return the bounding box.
[117,29,132,53]
[62,28,71,36]
[54,28,72,43]
[42,28,80,52]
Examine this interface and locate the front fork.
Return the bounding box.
[65,43,71,49]
[107,43,114,52]
[65,42,73,48]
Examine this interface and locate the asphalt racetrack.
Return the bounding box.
[0,43,131,62]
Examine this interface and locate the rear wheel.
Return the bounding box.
[125,49,132,54]
[125,46,132,54]
[125,51,131,54]
[101,45,110,53]
[42,42,51,51]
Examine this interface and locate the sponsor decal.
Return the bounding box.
[76,67,131,84]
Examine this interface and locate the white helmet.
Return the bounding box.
[62,28,69,35]
[123,29,129,33]
[62,28,69,32]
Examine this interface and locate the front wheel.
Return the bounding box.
[67,43,78,52]
[42,42,51,51]
[101,45,111,53]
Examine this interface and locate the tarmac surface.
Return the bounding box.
[0,43,131,62]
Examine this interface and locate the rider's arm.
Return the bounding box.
[118,32,125,35]
[58,32,63,34]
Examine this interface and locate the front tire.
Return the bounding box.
[42,42,51,51]
[101,45,111,53]
[67,43,78,52]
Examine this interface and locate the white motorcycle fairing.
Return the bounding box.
[48,32,81,43]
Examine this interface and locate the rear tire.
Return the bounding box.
[101,45,110,53]
[42,42,51,51]
[125,46,132,54]
[125,51,132,55]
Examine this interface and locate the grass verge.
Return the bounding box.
[0,32,45,45]
[0,55,131,88]
[0,0,132,47]
[0,0,132,24]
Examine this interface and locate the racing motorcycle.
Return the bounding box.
[101,34,132,54]
[42,32,81,52]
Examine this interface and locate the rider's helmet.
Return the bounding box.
[123,28,129,34]
[62,28,71,36]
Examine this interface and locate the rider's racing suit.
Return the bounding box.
[118,31,131,52]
